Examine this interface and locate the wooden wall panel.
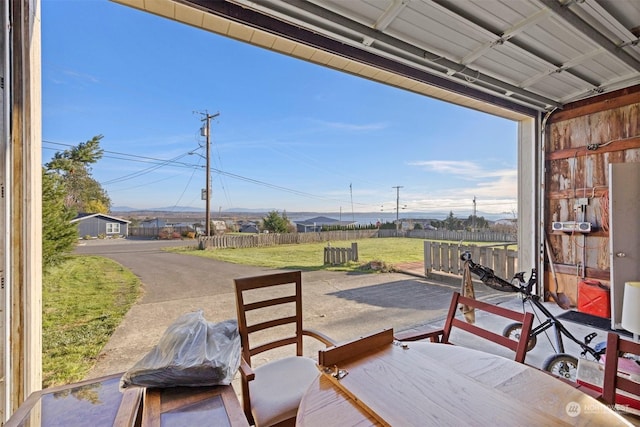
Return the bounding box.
[544,86,640,305]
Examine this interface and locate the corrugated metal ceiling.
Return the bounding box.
[113,0,640,119]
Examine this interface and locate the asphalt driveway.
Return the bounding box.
[74,238,511,379]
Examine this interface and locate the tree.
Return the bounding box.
[443,211,462,231]
[42,135,110,268]
[464,215,488,230]
[42,169,78,268]
[45,135,111,213]
[262,210,291,233]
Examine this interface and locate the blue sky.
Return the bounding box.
[42,0,518,219]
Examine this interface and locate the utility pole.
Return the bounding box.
[393,186,403,234]
[350,183,355,222]
[472,196,477,232]
[198,111,220,236]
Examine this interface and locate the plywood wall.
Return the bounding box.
[545,86,640,305]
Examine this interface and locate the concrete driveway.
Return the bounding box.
[74,238,512,379]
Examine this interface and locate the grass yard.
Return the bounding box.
[170,237,427,272]
[42,255,141,387]
[169,238,503,272]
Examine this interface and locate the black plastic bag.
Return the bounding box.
[120,310,240,389]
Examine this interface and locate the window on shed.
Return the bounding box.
[106,223,121,234]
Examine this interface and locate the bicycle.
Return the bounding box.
[460,251,605,381]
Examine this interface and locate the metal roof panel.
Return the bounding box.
[113,0,639,114]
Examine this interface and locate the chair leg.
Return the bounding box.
[241,382,255,426]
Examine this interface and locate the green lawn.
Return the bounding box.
[42,255,141,387]
[169,238,506,272]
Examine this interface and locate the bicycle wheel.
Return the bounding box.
[502,322,537,352]
[542,353,579,381]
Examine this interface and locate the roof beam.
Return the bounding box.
[519,48,604,88]
[374,0,409,31]
[228,0,561,108]
[461,8,550,66]
[539,0,640,71]
[430,0,601,89]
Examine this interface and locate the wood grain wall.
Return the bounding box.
[544,85,640,305]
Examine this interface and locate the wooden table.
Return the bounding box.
[142,383,249,427]
[5,373,249,427]
[297,341,632,426]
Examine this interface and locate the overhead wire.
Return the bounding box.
[43,138,364,207]
[44,139,512,213]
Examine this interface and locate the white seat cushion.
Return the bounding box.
[250,356,319,427]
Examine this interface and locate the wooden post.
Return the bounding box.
[4,0,43,418]
[424,241,432,274]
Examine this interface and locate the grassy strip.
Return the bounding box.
[170,238,507,272]
[42,255,141,387]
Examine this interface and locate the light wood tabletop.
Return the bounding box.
[296,341,632,426]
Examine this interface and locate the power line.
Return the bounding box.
[42,138,377,209]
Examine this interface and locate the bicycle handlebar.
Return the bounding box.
[461,252,521,292]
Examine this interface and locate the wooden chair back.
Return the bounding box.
[602,332,640,405]
[318,328,394,367]
[234,270,305,367]
[442,291,534,363]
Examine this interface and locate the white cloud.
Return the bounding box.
[63,69,100,84]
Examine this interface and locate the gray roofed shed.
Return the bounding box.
[71,213,130,238]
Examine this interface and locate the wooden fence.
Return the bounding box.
[129,226,194,238]
[424,241,518,281]
[324,243,359,265]
[379,229,516,242]
[197,230,378,249]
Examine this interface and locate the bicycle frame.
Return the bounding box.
[462,252,603,361]
[519,291,601,360]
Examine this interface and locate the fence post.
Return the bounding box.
[351,242,358,261]
[424,241,432,274]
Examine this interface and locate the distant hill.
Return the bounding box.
[110,207,514,223]
[112,206,205,213]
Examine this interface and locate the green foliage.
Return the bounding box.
[43,136,112,267]
[413,223,423,230]
[431,212,489,231]
[84,199,109,214]
[261,210,291,233]
[42,169,78,269]
[463,214,489,230]
[45,135,111,213]
[42,256,141,387]
[431,211,464,231]
[378,221,397,230]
